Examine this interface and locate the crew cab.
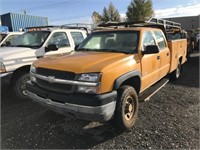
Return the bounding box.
[0,26,87,99]
[26,19,187,130]
[0,32,23,47]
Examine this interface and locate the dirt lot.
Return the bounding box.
[1,56,199,149]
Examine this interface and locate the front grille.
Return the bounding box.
[36,68,75,80]
[35,67,76,93]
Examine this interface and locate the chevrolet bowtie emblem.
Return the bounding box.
[47,76,55,83]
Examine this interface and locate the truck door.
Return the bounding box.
[140,31,160,91]
[154,31,170,79]
[45,32,73,56]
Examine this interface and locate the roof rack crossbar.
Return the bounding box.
[97,21,146,27]
[25,25,60,29]
[25,25,89,34]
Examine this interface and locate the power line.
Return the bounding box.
[25,0,80,12]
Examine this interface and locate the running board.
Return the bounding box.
[139,78,169,102]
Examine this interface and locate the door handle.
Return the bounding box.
[157,56,160,60]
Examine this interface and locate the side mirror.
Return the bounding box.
[45,44,58,52]
[74,45,79,50]
[142,45,159,55]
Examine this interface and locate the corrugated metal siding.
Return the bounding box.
[1,13,48,31]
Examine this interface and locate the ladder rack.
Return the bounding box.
[97,18,181,30]
[148,17,181,29]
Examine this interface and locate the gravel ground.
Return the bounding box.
[1,55,199,149]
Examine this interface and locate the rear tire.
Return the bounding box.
[113,85,138,131]
[12,72,30,100]
[170,60,181,80]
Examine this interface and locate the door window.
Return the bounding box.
[47,32,70,48]
[70,32,84,46]
[2,34,20,46]
[142,31,156,51]
[154,31,167,50]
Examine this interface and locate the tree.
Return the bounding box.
[126,0,154,22]
[91,2,121,23]
[101,7,110,22]
[92,11,102,24]
[108,2,121,22]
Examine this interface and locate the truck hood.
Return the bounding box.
[0,47,34,61]
[34,51,137,73]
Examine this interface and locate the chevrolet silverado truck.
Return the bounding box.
[0,26,87,99]
[26,18,187,130]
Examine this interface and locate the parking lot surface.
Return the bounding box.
[1,56,199,149]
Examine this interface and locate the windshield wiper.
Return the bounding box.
[10,45,40,48]
[76,48,93,51]
[100,49,118,52]
[10,45,30,48]
[76,48,116,53]
[99,49,130,54]
[76,48,131,54]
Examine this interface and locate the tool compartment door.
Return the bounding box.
[167,39,187,73]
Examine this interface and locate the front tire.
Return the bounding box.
[12,72,30,100]
[113,85,139,131]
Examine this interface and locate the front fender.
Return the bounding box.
[113,70,141,90]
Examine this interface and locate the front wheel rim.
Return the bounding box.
[124,96,135,120]
[20,79,29,96]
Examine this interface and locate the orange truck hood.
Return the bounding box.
[34,51,137,73]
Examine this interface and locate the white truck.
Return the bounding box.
[0,32,23,47]
[0,26,88,99]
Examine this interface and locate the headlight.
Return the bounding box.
[78,73,101,82]
[0,62,6,73]
[77,73,101,94]
[30,65,36,82]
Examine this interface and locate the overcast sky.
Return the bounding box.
[1,0,199,25]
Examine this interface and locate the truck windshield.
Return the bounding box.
[10,31,50,49]
[77,31,139,54]
[0,34,7,43]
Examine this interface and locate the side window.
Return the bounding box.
[154,31,167,50]
[47,32,70,48]
[142,31,156,51]
[2,35,20,45]
[70,32,84,46]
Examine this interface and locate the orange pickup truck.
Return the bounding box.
[26,18,187,130]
